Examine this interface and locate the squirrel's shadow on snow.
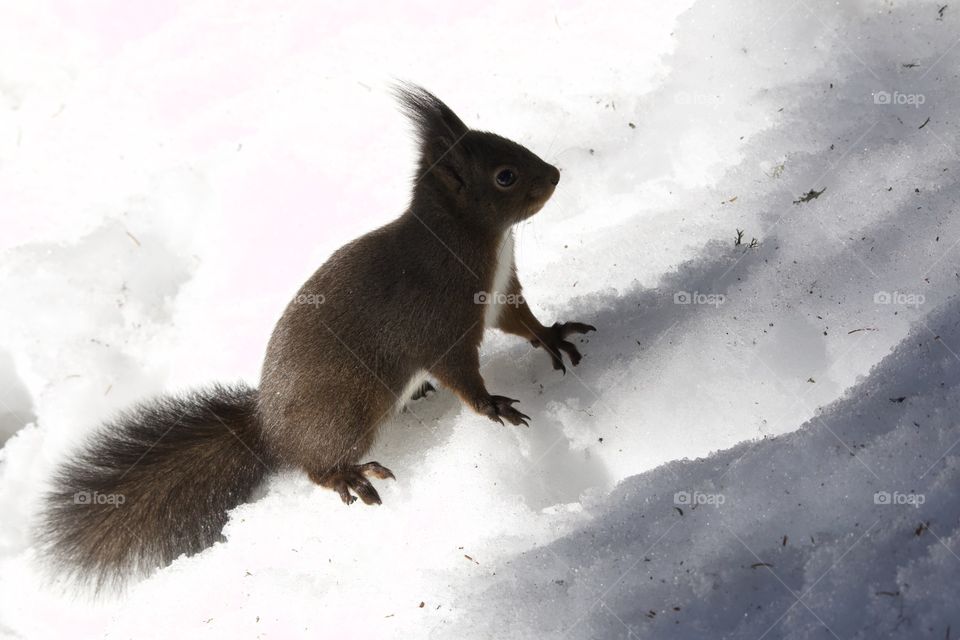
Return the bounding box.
[368,238,777,510]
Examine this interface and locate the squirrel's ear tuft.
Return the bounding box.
[393,82,468,144]
[394,83,469,197]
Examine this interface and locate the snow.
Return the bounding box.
[2,0,959,637]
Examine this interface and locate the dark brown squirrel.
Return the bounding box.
[39,84,596,590]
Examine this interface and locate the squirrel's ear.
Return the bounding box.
[427,135,468,196]
[394,83,469,197]
[393,82,468,146]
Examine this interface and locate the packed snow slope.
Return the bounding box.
[1,0,959,638]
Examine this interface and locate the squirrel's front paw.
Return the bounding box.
[531,321,597,374]
[478,395,530,427]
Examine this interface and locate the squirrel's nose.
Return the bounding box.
[548,166,560,186]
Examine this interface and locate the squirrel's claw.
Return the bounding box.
[561,322,597,336]
[312,462,396,506]
[533,321,596,374]
[350,475,382,506]
[329,477,356,505]
[481,395,530,427]
[358,461,396,481]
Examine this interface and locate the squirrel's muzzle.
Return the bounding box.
[521,165,560,220]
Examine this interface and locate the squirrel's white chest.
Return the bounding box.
[483,230,515,328]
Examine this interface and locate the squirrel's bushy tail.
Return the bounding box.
[38,383,268,592]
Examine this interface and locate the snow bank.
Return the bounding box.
[1,0,959,637]
[454,292,960,638]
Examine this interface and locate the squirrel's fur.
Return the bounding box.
[38,84,595,591]
[39,384,265,591]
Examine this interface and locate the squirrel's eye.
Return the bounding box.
[495,168,518,188]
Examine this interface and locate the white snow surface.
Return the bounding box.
[2,0,960,638]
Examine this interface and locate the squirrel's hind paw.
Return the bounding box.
[310,462,396,506]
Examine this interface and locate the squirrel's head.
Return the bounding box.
[396,83,560,232]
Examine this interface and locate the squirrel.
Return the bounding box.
[39,84,596,590]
